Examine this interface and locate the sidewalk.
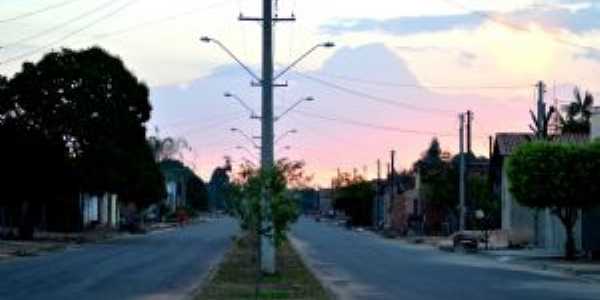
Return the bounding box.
[391,233,600,284]
[0,219,194,261]
[483,249,600,283]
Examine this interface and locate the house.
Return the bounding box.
[80,193,119,229]
[582,108,600,256]
[490,133,588,250]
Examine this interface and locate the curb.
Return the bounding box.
[288,235,342,300]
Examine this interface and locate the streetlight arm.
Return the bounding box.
[275,99,305,122]
[231,94,259,118]
[273,45,319,81]
[233,128,260,149]
[209,38,262,82]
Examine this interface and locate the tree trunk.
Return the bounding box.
[18,201,34,240]
[565,225,576,260]
[558,207,577,260]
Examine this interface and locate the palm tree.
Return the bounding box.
[561,87,594,134]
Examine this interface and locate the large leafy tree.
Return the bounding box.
[507,141,600,259]
[561,87,594,134]
[1,47,164,237]
[7,47,160,203]
[333,175,375,226]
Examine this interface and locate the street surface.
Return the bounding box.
[0,218,237,300]
[292,218,600,300]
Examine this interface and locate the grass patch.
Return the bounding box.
[196,235,331,300]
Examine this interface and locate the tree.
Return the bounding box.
[530,106,556,139]
[148,130,190,162]
[561,87,594,134]
[7,47,161,207]
[507,141,600,259]
[159,159,208,211]
[209,157,233,211]
[332,174,375,227]
[1,47,164,236]
[230,159,307,247]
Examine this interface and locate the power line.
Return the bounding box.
[314,71,534,90]
[93,0,234,39]
[441,0,600,53]
[290,71,457,115]
[1,0,139,65]
[0,0,85,23]
[3,0,120,49]
[293,109,456,137]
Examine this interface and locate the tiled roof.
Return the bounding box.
[495,132,590,156]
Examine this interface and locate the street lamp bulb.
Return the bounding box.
[321,41,335,48]
[200,36,212,43]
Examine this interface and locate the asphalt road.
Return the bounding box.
[0,218,238,300]
[292,218,600,300]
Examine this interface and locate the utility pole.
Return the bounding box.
[466,110,473,154]
[459,113,466,231]
[376,159,382,228]
[239,0,294,275]
[536,81,547,138]
[259,0,276,274]
[390,150,396,194]
[489,136,493,159]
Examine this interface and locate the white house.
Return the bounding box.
[80,193,118,228]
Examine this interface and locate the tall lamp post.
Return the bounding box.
[200,35,334,274]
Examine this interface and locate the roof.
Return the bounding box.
[494,132,590,157]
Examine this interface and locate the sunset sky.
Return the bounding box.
[1,0,600,186]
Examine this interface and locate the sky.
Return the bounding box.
[1,0,600,186]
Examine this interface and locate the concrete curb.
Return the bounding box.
[288,234,347,300]
[187,233,239,300]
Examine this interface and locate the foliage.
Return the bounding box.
[159,159,208,211]
[507,141,600,259]
[332,173,375,226]
[529,106,556,139]
[230,160,308,247]
[561,87,594,134]
[0,47,164,235]
[147,129,190,162]
[417,139,457,213]
[209,157,233,211]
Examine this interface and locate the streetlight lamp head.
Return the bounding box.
[224,92,232,97]
[290,129,298,134]
[200,36,212,43]
[305,96,315,102]
[230,127,238,132]
[322,41,335,48]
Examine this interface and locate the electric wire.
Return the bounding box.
[3,0,122,49]
[1,0,140,65]
[290,71,458,115]
[0,0,86,23]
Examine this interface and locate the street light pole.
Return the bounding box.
[224,92,261,119]
[275,97,314,122]
[259,0,277,275]
[231,127,260,149]
[275,129,298,144]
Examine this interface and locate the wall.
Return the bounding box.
[591,107,600,140]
